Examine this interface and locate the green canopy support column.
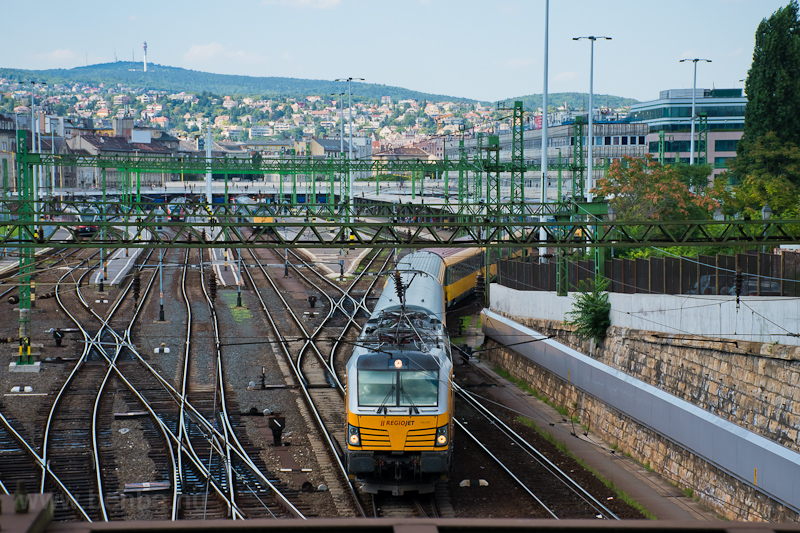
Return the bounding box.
[457,132,467,224]
[555,206,570,297]
[411,170,416,200]
[557,150,563,203]
[443,149,449,205]
[328,171,335,218]
[291,150,297,207]
[100,168,107,289]
[310,153,316,214]
[474,133,483,204]
[2,158,8,203]
[572,117,585,201]
[16,131,33,365]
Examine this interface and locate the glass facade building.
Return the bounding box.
[629,88,746,176]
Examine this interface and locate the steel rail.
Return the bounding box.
[456,385,619,520]
[455,419,558,519]
[63,244,248,521]
[242,248,365,517]
[281,246,389,392]
[196,244,306,520]
[0,409,93,522]
[176,246,191,519]
[197,252,237,518]
[99,321,303,520]
[40,256,101,519]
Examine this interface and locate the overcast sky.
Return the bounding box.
[1,0,790,102]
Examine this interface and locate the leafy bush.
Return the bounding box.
[566,277,611,343]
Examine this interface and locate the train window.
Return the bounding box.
[358,371,396,407]
[399,371,438,407]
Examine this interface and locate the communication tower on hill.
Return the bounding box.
[143,41,147,72]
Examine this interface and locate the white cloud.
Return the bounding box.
[554,71,577,83]
[128,15,138,21]
[35,49,76,62]
[261,0,340,8]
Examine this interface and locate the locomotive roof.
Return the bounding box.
[355,350,444,371]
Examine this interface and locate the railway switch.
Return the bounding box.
[53,330,63,347]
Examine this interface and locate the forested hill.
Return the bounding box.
[509,92,640,112]
[0,62,639,108]
[0,62,477,103]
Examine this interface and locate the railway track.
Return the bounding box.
[242,243,395,517]
[454,384,620,520]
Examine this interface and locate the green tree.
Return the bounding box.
[674,163,714,192]
[727,131,800,217]
[565,277,611,344]
[593,156,720,222]
[741,1,800,148]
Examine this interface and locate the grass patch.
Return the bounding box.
[221,292,251,321]
[498,368,656,520]
[682,487,694,499]
[493,366,540,398]
[493,365,570,417]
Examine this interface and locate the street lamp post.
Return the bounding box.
[573,36,610,201]
[335,77,364,214]
[330,92,345,200]
[680,58,711,166]
[29,82,46,222]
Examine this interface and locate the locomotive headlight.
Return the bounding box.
[348,424,361,446]
[435,424,448,446]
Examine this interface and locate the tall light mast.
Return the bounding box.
[143,41,148,72]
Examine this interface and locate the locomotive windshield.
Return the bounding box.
[358,370,439,408]
[358,371,395,407]
[398,370,438,407]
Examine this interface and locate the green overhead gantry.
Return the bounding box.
[5,126,800,363]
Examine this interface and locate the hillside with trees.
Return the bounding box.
[0,62,639,109]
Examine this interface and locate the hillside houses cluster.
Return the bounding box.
[0,75,635,191]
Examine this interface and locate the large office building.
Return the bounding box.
[629,88,746,177]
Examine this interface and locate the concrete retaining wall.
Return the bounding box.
[484,285,800,521]
[490,284,800,347]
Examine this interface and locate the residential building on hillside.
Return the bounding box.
[629,88,746,176]
[249,125,274,138]
[309,137,351,159]
[66,133,173,187]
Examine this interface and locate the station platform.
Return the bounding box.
[53,179,479,210]
[0,227,73,277]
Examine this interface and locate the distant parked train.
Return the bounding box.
[166,197,188,221]
[233,195,274,229]
[62,205,100,237]
[345,250,454,495]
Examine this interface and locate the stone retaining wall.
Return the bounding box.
[484,314,800,521]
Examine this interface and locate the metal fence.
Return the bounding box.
[497,251,800,296]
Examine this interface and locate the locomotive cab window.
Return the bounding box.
[399,371,438,407]
[358,371,396,407]
[357,369,439,408]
